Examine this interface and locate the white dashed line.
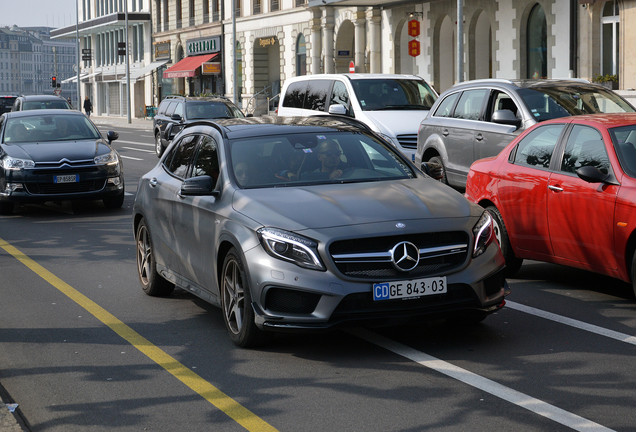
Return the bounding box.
[121,146,155,153]
[350,328,615,432]
[120,155,143,161]
[506,301,636,346]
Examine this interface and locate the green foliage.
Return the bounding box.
[592,74,618,83]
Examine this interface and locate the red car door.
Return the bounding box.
[497,124,567,257]
[547,125,619,270]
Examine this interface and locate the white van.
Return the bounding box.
[277,74,438,161]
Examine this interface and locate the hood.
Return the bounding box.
[3,139,111,162]
[362,110,429,136]
[232,178,473,231]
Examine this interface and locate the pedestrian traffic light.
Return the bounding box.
[117,42,126,56]
[51,76,57,88]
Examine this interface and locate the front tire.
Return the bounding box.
[155,132,164,157]
[486,206,523,277]
[221,247,272,347]
[428,155,448,185]
[0,201,15,215]
[103,192,124,209]
[136,219,174,296]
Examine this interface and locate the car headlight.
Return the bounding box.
[472,211,495,258]
[94,150,119,165]
[1,156,35,170]
[258,227,325,271]
[377,133,399,148]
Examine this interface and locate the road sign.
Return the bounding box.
[54,88,62,96]
[349,61,355,73]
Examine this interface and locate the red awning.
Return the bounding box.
[163,53,219,79]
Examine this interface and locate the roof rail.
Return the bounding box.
[452,79,514,87]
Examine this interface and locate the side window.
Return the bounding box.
[513,124,565,168]
[304,80,331,111]
[191,136,220,184]
[561,125,609,174]
[167,134,200,178]
[454,89,488,120]
[433,92,460,118]
[489,91,520,120]
[165,102,178,116]
[282,81,307,108]
[329,81,349,108]
[174,102,184,118]
[158,100,170,115]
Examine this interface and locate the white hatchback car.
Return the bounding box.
[277,74,438,161]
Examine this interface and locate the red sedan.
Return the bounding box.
[465,113,636,297]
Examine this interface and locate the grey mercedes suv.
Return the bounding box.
[415,78,636,190]
[133,115,508,347]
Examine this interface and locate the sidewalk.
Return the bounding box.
[89,114,154,130]
[0,383,27,432]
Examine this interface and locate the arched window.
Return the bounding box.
[602,0,619,76]
[527,4,547,79]
[296,34,306,76]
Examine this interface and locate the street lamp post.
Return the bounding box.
[76,0,81,109]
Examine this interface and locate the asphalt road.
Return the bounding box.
[1,124,635,431]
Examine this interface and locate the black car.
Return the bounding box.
[0,95,18,114]
[11,95,72,112]
[153,95,245,157]
[0,110,124,215]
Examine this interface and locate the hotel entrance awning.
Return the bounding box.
[163,54,219,79]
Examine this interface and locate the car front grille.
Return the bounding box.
[397,134,418,149]
[25,179,106,195]
[329,232,469,280]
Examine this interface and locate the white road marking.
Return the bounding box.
[120,155,143,161]
[350,328,614,432]
[121,146,155,153]
[117,140,154,147]
[506,301,636,346]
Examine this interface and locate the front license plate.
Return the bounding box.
[54,175,79,184]
[373,276,447,301]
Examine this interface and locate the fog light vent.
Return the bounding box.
[264,288,321,314]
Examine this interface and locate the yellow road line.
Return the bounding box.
[0,237,278,432]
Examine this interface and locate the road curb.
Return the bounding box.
[0,382,29,432]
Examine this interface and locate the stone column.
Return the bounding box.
[322,7,335,74]
[354,10,367,73]
[310,11,322,75]
[368,8,381,73]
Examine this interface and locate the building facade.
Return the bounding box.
[0,26,77,101]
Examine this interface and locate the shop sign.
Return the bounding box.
[202,62,221,75]
[186,36,221,56]
[337,50,350,57]
[258,37,276,48]
[408,40,420,57]
[408,20,420,37]
[154,42,171,60]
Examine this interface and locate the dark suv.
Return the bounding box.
[11,95,72,111]
[0,95,18,114]
[153,95,245,157]
[415,78,636,190]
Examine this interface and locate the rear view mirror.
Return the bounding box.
[576,165,619,185]
[421,161,444,181]
[180,175,217,196]
[171,113,182,121]
[106,131,119,142]
[492,110,522,129]
[328,104,349,116]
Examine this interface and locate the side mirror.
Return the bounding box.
[328,104,349,116]
[492,110,522,129]
[106,131,119,142]
[180,175,217,196]
[576,165,618,185]
[165,123,181,141]
[171,113,182,121]
[246,113,254,117]
[421,161,444,181]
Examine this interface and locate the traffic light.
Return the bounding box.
[51,76,57,88]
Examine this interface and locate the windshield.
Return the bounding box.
[517,86,635,122]
[351,79,437,111]
[22,100,70,110]
[610,124,636,178]
[186,101,244,120]
[3,114,102,143]
[230,131,416,188]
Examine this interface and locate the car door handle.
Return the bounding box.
[442,129,449,136]
[149,178,158,187]
[475,133,484,141]
[548,185,563,192]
